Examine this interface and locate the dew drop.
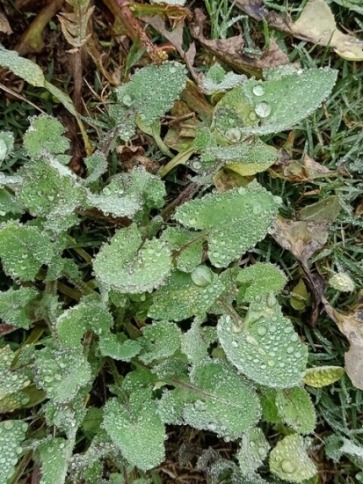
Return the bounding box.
[255,102,272,118]
[252,84,265,96]
[281,460,296,474]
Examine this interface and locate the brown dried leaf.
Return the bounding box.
[58,0,95,50]
[271,154,336,183]
[0,11,12,35]
[322,291,363,390]
[190,9,291,76]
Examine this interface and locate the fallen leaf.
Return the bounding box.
[290,278,310,312]
[213,168,249,192]
[299,195,341,222]
[234,0,363,61]
[271,154,336,182]
[190,9,291,77]
[0,11,12,35]
[322,291,363,390]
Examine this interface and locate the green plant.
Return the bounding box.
[0,45,351,483]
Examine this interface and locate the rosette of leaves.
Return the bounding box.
[174,181,281,267]
[213,67,337,140]
[109,61,187,141]
[218,295,308,388]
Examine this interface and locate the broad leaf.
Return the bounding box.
[44,392,87,437]
[0,47,45,86]
[218,297,308,388]
[201,63,246,94]
[0,346,31,412]
[237,262,287,303]
[161,226,203,273]
[94,224,171,293]
[269,434,317,482]
[175,181,281,267]
[275,387,316,434]
[213,68,337,138]
[0,420,28,483]
[103,391,166,471]
[139,320,182,364]
[0,287,38,329]
[237,427,270,477]
[0,222,55,280]
[303,366,345,388]
[181,318,213,363]
[36,437,71,484]
[0,130,14,164]
[149,270,224,321]
[98,333,142,362]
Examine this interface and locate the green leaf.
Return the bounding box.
[179,360,261,440]
[34,347,92,403]
[0,346,31,412]
[217,296,308,388]
[0,222,55,280]
[201,63,246,94]
[24,115,70,163]
[259,388,280,424]
[44,392,87,437]
[303,366,345,387]
[98,332,142,362]
[57,296,113,348]
[174,181,281,267]
[84,150,108,184]
[213,68,337,138]
[94,224,171,293]
[149,270,225,321]
[0,420,28,483]
[0,287,38,329]
[269,434,317,482]
[237,427,270,477]
[237,262,287,303]
[181,318,212,363]
[275,387,316,434]
[103,392,166,471]
[109,62,186,141]
[139,320,181,364]
[36,437,71,484]
[0,131,14,164]
[161,227,203,273]
[0,47,45,86]
[88,167,165,219]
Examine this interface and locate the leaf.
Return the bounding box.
[0,287,38,329]
[290,278,310,312]
[299,195,341,222]
[181,318,212,363]
[237,427,270,477]
[291,0,363,61]
[269,434,317,482]
[0,130,14,164]
[329,272,355,292]
[175,181,281,267]
[34,347,92,403]
[0,222,55,281]
[161,227,203,273]
[217,297,308,388]
[84,150,108,184]
[88,167,165,219]
[139,320,181,364]
[36,437,71,484]
[98,332,142,361]
[237,262,287,303]
[109,61,187,141]
[160,360,261,440]
[326,435,363,468]
[57,296,113,348]
[0,46,45,86]
[148,270,225,321]
[0,346,31,412]
[58,0,95,50]
[304,366,345,388]
[213,68,337,138]
[275,387,316,434]
[200,63,247,94]
[93,224,172,293]
[0,420,28,483]
[44,391,87,437]
[103,392,166,471]
[23,115,70,164]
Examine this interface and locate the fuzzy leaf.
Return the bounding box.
[181,319,212,363]
[0,47,45,86]
[0,287,38,329]
[303,366,345,388]
[237,427,270,477]
[84,150,108,184]
[0,346,31,411]
[275,387,316,434]
[139,320,181,364]
[0,222,55,280]
[213,68,337,138]
[237,262,287,303]
[148,270,225,321]
[175,181,281,267]
[88,167,165,219]
[36,437,71,484]
[217,297,308,388]
[201,63,246,94]
[269,434,317,482]
[0,420,28,483]
[109,62,186,141]
[0,131,14,164]
[94,224,171,293]
[166,360,261,440]
[44,392,87,437]
[57,296,113,348]
[98,332,142,361]
[103,392,166,471]
[161,227,203,272]
[24,115,70,163]
[34,347,92,403]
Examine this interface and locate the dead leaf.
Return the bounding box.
[271,153,336,183]
[322,291,363,390]
[164,101,199,152]
[213,168,250,192]
[299,195,341,222]
[0,11,13,35]
[190,9,291,77]
[234,0,363,61]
